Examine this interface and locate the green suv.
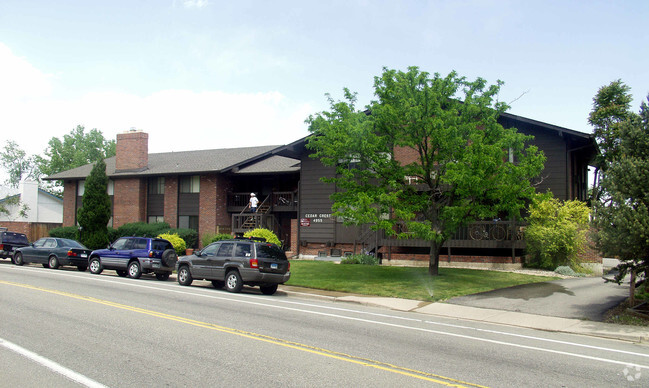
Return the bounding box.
[176,237,290,295]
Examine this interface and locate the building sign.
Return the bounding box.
[302,213,332,225]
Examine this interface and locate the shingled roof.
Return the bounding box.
[44,145,299,180]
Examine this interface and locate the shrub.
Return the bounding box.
[82,230,111,250]
[158,233,186,255]
[167,228,198,249]
[202,232,233,246]
[243,228,281,246]
[116,222,170,238]
[49,226,79,240]
[340,254,378,265]
[525,195,590,271]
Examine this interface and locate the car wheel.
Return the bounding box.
[224,270,243,293]
[127,261,142,279]
[13,252,24,266]
[211,280,225,289]
[260,284,278,295]
[77,265,87,271]
[49,256,60,269]
[89,257,102,274]
[116,270,128,277]
[162,249,178,267]
[177,266,193,286]
[155,272,170,281]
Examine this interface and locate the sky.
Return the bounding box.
[0,0,647,162]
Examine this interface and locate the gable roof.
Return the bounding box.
[44,145,298,180]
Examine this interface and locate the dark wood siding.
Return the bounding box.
[147,194,164,216]
[298,156,335,243]
[500,117,569,200]
[178,193,199,215]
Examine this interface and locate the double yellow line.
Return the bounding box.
[1,280,488,387]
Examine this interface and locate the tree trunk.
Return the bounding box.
[428,239,442,276]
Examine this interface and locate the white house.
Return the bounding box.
[0,180,63,223]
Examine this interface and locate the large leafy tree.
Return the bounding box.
[77,159,112,249]
[37,125,116,192]
[0,141,39,188]
[306,67,545,275]
[591,81,649,282]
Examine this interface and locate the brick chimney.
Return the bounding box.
[116,129,148,172]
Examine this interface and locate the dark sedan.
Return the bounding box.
[13,237,91,271]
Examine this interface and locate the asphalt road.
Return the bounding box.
[446,277,630,321]
[1,261,648,387]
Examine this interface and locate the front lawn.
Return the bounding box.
[286,260,558,302]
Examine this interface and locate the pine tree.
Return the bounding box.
[77,159,112,249]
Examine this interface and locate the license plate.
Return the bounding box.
[153,262,161,268]
[271,263,278,269]
[81,254,87,258]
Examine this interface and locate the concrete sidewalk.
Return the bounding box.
[279,285,649,344]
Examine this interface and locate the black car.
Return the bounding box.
[13,237,91,271]
[88,237,178,280]
[0,231,30,260]
[176,237,290,295]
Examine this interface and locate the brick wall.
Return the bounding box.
[164,177,178,228]
[63,181,77,226]
[393,145,419,166]
[116,131,148,172]
[199,175,217,239]
[113,178,146,227]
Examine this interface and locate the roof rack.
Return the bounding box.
[234,236,267,242]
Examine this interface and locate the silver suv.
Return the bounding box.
[176,237,290,295]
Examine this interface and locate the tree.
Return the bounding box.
[0,141,39,188]
[0,195,30,220]
[306,67,545,275]
[37,125,116,192]
[588,80,633,191]
[525,195,590,270]
[591,81,649,284]
[77,159,112,249]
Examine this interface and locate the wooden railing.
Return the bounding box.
[227,191,297,212]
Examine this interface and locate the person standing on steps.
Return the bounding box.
[249,193,259,213]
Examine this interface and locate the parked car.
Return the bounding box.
[0,231,30,260]
[176,237,290,295]
[13,237,91,271]
[88,237,178,280]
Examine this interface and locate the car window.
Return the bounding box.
[216,243,234,257]
[43,239,57,249]
[112,238,129,250]
[201,243,218,256]
[33,239,47,248]
[256,244,287,260]
[134,238,148,250]
[3,232,29,244]
[152,240,171,251]
[61,239,85,249]
[234,243,251,257]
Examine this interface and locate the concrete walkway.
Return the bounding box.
[279,284,649,344]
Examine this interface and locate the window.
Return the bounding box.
[77,181,85,196]
[216,243,234,257]
[234,243,251,257]
[201,243,219,256]
[133,238,148,250]
[179,175,200,193]
[148,177,165,194]
[107,180,114,195]
[178,215,198,230]
[43,239,57,249]
[148,216,164,224]
[111,238,130,250]
[33,239,46,248]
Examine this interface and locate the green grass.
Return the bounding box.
[286,260,559,302]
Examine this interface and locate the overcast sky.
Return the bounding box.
[0,0,647,160]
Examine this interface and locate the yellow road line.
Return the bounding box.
[1,280,488,387]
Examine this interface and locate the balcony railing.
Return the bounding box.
[227,191,297,213]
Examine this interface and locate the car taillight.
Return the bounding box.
[67,250,77,257]
[288,261,290,270]
[249,258,258,268]
[149,251,154,257]
[0,244,4,250]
